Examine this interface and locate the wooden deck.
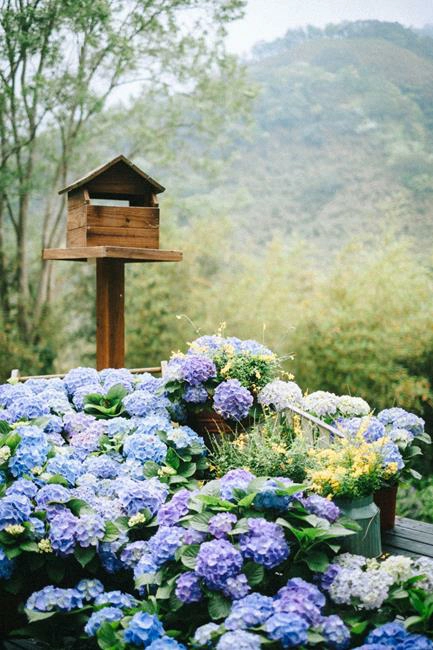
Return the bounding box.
[383,516,433,558]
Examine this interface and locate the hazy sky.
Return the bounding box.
[226,0,433,55]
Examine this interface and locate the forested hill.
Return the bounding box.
[214,21,433,250]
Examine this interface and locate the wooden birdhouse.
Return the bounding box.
[43,155,182,370]
[60,154,164,250]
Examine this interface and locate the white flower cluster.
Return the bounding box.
[337,395,370,417]
[328,553,433,611]
[257,380,303,411]
[302,391,339,417]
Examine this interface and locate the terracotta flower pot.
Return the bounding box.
[188,409,240,449]
[374,484,398,531]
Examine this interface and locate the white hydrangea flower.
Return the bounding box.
[334,553,367,570]
[337,395,370,417]
[353,570,394,610]
[302,391,339,417]
[258,379,303,411]
[381,556,414,583]
[328,567,363,605]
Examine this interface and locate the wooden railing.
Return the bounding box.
[8,367,162,382]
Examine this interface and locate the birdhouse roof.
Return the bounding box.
[58,154,165,195]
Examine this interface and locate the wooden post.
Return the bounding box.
[96,259,125,369]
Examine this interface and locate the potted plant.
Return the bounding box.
[163,335,280,443]
[306,433,400,557]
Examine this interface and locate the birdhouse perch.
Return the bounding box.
[43,155,183,370]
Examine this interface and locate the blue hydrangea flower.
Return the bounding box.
[0,493,33,530]
[123,390,168,417]
[157,489,191,526]
[84,607,124,636]
[94,590,137,609]
[123,433,167,464]
[8,394,50,422]
[45,454,83,485]
[35,484,71,508]
[196,539,243,589]
[63,367,99,396]
[193,622,220,646]
[105,417,135,438]
[123,612,164,646]
[393,413,425,436]
[38,389,71,415]
[48,511,79,555]
[188,335,225,355]
[166,425,204,451]
[6,478,38,499]
[29,516,45,538]
[254,478,295,511]
[213,380,253,421]
[100,368,134,392]
[148,526,185,566]
[239,518,289,568]
[76,579,105,601]
[318,563,341,591]
[364,622,413,646]
[225,592,274,630]
[134,553,159,588]
[219,469,255,501]
[208,512,237,538]
[147,638,186,650]
[0,547,15,579]
[301,494,340,523]
[377,408,409,426]
[118,477,168,516]
[0,383,32,408]
[72,384,103,409]
[276,578,326,609]
[378,440,405,470]
[135,372,163,393]
[63,412,97,436]
[75,513,105,547]
[337,416,385,442]
[180,354,216,386]
[120,541,150,569]
[183,528,207,545]
[319,615,350,650]
[175,571,202,603]
[83,454,121,479]
[264,612,308,648]
[26,586,83,612]
[216,630,262,650]
[183,385,208,404]
[133,414,172,436]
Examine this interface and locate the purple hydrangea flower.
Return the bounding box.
[157,489,191,526]
[223,573,251,600]
[319,615,350,650]
[219,469,255,501]
[175,571,203,603]
[301,494,340,523]
[208,512,237,538]
[84,607,124,636]
[183,528,207,545]
[196,539,243,589]
[124,612,164,646]
[213,380,253,421]
[277,578,326,609]
[318,563,341,591]
[63,412,97,436]
[180,355,216,386]
[239,519,289,568]
[225,592,274,630]
[264,612,308,648]
[120,541,150,569]
[148,526,185,566]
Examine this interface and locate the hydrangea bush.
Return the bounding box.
[163,336,280,422]
[0,351,433,649]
